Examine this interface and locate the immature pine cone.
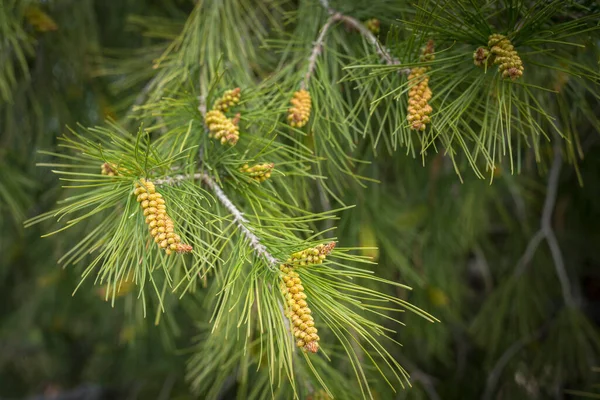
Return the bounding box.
[280,264,320,353]
[280,242,336,353]
[488,34,523,80]
[364,18,380,35]
[134,179,193,255]
[407,40,435,131]
[240,163,274,182]
[287,89,311,128]
[205,110,240,145]
[213,88,241,113]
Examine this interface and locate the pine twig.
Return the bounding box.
[200,174,280,269]
[198,94,207,118]
[335,14,410,75]
[302,14,339,90]
[303,4,410,89]
[514,138,576,308]
[324,3,410,73]
[155,173,279,270]
[318,0,333,14]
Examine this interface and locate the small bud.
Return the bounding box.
[364,18,380,35]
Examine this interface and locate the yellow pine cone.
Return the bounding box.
[364,18,380,35]
[240,163,274,182]
[287,89,311,128]
[280,264,320,353]
[24,5,58,32]
[134,179,193,255]
[488,34,523,80]
[213,88,241,112]
[205,110,240,146]
[407,40,434,131]
[287,242,336,267]
[473,47,492,67]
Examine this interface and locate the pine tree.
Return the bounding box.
[1,0,600,398]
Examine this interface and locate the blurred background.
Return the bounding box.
[1,0,599,399]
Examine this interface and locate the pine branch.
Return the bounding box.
[514,136,576,308]
[302,14,339,90]
[302,2,410,89]
[155,173,279,270]
[544,141,576,308]
[334,14,410,75]
[199,173,280,269]
[197,94,207,118]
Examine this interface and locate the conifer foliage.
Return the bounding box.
[1,0,600,399]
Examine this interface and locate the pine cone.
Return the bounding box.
[488,34,524,80]
[287,90,311,128]
[407,40,434,131]
[280,264,320,353]
[134,179,193,255]
[364,18,380,35]
[205,110,240,145]
[240,163,274,182]
[213,88,241,113]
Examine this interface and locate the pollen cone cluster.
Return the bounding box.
[287,89,311,128]
[134,179,193,255]
[280,264,320,353]
[364,18,380,35]
[213,88,241,112]
[488,34,524,80]
[279,242,336,353]
[205,110,240,146]
[240,163,274,182]
[288,242,336,267]
[407,40,435,131]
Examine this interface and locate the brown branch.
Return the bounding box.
[155,173,279,270]
[302,6,410,89]
[513,139,575,308]
[302,14,339,90]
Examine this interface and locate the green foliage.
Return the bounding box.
[1,0,600,399]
